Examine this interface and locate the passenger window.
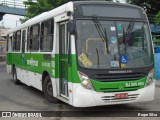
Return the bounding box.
[14,31,21,51]
[7,36,12,52]
[13,33,15,51]
[6,35,9,52]
[22,30,26,53]
[29,24,40,51]
[40,19,54,52]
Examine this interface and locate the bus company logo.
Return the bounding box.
[2,112,11,117]
[42,62,51,68]
[108,70,133,74]
[27,58,38,67]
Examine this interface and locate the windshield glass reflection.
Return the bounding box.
[76,20,152,69]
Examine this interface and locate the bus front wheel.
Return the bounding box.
[13,67,20,85]
[43,75,58,103]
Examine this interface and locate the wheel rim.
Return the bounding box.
[47,81,53,96]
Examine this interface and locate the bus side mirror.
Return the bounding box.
[68,20,76,35]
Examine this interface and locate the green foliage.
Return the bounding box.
[21,0,69,23]
[127,0,160,24]
[127,0,160,15]
[21,0,112,23]
[156,12,160,25]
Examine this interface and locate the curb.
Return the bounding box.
[0,62,6,67]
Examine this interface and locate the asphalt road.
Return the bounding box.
[0,66,160,120]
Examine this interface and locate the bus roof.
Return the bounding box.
[8,1,74,34]
[8,1,144,34]
[73,1,143,10]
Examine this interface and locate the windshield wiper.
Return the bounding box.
[104,28,109,54]
[96,48,100,68]
[123,28,127,53]
[92,16,105,41]
[123,18,135,54]
[125,18,135,42]
[92,16,109,54]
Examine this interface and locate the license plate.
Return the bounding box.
[115,93,128,99]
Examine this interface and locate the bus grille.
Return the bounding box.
[90,73,146,82]
[101,94,139,103]
[100,86,140,92]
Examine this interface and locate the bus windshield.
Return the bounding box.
[76,19,152,69]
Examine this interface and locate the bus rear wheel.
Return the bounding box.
[13,67,20,85]
[43,75,58,103]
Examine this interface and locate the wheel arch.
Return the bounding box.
[42,70,51,91]
[12,63,15,76]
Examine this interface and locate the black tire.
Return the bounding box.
[13,66,20,85]
[43,75,59,103]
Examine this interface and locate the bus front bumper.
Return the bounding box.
[72,82,155,107]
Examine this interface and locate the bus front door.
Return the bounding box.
[59,22,69,98]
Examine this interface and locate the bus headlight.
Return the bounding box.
[146,69,154,86]
[78,71,94,90]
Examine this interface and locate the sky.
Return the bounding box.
[0,0,26,28]
[0,0,126,29]
[113,0,126,3]
[0,14,23,28]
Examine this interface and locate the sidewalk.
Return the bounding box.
[155,80,160,87]
[0,62,6,67]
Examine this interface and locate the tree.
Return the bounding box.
[127,0,160,24]
[156,12,160,25]
[21,0,68,23]
[21,0,112,23]
[127,0,160,15]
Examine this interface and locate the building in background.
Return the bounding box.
[0,26,10,38]
[0,26,10,62]
[150,24,160,47]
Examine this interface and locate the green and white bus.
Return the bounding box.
[6,1,155,107]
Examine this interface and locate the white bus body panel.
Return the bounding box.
[15,66,155,107]
[6,64,12,75]
[71,82,155,107]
